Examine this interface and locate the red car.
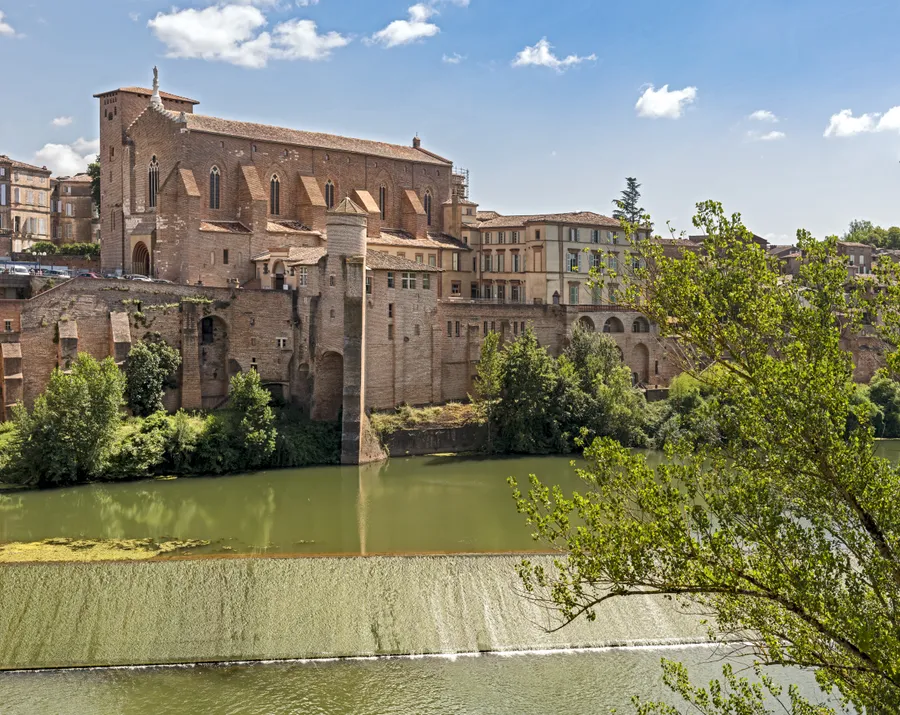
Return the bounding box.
[76,272,101,279]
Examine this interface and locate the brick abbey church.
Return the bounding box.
[4,72,878,463]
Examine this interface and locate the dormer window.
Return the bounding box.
[148,155,159,209]
[209,166,220,210]
[270,174,280,215]
[325,180,335,210]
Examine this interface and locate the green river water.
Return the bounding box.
[0,447,876,712]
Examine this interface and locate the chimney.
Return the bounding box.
[412,136,421,149]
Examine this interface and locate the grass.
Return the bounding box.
[370,402,484,435]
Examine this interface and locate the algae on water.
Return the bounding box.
[0,537,210,562]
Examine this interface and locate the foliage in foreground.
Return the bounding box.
[512,201,900,712]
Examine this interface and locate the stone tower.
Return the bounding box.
[326,198,384,465]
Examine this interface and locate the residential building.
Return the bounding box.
[0,155,52,252]
[51,173,96,244]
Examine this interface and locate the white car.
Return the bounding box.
[7,266,31,276]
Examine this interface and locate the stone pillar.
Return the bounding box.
[327,197,386,465]
[180,301,202,410]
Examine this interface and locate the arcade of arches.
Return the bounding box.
[132,241,150,276]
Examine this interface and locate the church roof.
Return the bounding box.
[93,86,200,104]
[330,197,367,215]
[180,114,452,166]
[369,230,470,251]
[199,221,252,234]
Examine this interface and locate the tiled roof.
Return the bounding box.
[254,246,326,264]
[93,86,200,104]
[476,211,501,221]
[179,168,200,198]
[268,220,316,233]
[839,241,872,248]
[368,230,470,251]
[199,221,252,234]
[366,250,442,272]
[240,165,267,203]
[475,211,621,230]
[56,173,93,183]
[0,155,51,173]
[181,114,452,166]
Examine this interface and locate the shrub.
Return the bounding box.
[228,371,277,469]
[125,337,181,417]
[6,354,124,486]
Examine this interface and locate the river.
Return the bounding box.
[1,446,876,712]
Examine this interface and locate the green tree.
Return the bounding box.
[26,241,58,255]
[228,370,276,468]
[494,328,566,454]
[612,177,646,226]
[8,353,124,486]
[124,337,182,417]
[88,155,100,210]
[58,243,100,258]
[473,330,504,451]
[511,201,900,711]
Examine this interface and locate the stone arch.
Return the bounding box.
[632,316,650,333]
[199,315,229,408]
[577,316,595,332]
[313,351,343,421]
[633,343,650,384]
[603,316,625,333]
[272,260,286,290]
[132,241,150,276]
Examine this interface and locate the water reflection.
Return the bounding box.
[3,443,896,557]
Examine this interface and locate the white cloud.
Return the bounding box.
[51,116,73,127]
[148,4,349,68]
[274,18,348,60]
[369,4,439,48]
[129,12,141,22]
[511,38,596,72]
[823,109,880,137]
[0,11,17,37]
[876,106,900,133]
[442,51,465,64]
[295,0,320,5]
[747,129,785,142]
[635,84,697,119]
[34,138,99,176]
[749,109,778,122]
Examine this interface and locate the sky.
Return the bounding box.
[2,0,900,242]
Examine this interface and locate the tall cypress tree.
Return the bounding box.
[612,177,645,226]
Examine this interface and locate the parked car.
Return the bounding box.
[125,274,153,282]
[152,278,173,284]
[76,271,101,279]
[7,266,31,276]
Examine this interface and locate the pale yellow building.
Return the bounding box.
[0,155,52,252]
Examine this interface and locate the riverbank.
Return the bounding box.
[0,537,210,563]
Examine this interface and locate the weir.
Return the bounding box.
[0,554,706,670]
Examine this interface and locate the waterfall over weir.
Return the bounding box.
[0,555,707,670]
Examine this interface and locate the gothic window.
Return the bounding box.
[148,155,159,209]
[209,166,220,210]
[270,174,280,215]
[325,180,335,209]
[424,190,433,226]
[379,185,387,221]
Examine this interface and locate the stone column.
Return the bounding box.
[180,301,202,410]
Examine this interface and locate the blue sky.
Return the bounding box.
[2,0,900,241]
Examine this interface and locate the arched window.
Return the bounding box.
[424,190,432,226]
[632,317,650,333]
[270,174,280,215]
[325,180,335,210]
[379,185,387,221]
[209,166,220,210]
[148,156,159,209]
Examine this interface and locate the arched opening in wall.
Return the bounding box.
[273,260,286,291]
[633,343,650,385]
[291,359,311,410]
[577,316,595,332]
[632,316,650,333]
[603,316,625,333]
[132,241,150,276]
[199,316,229,409]
[313,351,343,421]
